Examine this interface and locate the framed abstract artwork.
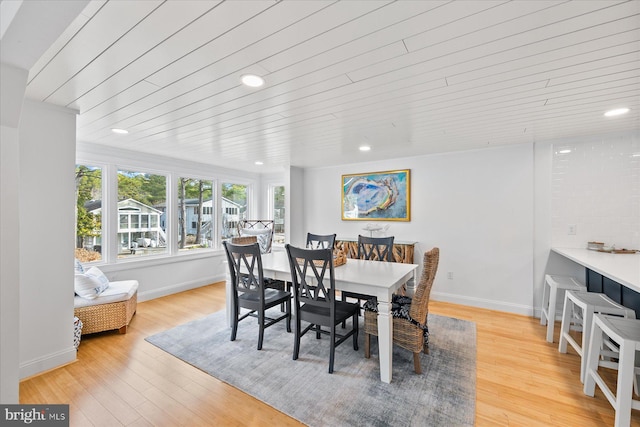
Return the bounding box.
[341,169,410,221]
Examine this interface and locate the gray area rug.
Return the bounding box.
[146,309,476,426]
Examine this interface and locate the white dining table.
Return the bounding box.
[225,250,418,383]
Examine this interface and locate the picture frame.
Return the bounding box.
[341,169,410,221]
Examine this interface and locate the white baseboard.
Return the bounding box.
[138,275,225,302]
[431,291,535,317]
[20,347,76,380]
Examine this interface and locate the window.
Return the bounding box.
[272,185,285,244]
[75,165,102,262]
[177,178,213,251]
[117,169,167,258]
[75,153,260,264]
[221,182,247,239]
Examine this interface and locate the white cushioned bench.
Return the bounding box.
[74,280,138,335]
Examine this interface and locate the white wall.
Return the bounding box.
[551,131,639,249]
[0,63,27,403]
[303,143,535,315]
[288,167,306,247]
[532,131,640,319]
[18,100,78,379]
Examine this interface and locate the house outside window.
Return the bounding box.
[117,169,167,258]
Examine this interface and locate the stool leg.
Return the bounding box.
[614,343,635,427]
[546,283,558,342]
[558,293,572,352]
[580,309,594,384]
[583,320,603,397]
[541,280,550,326]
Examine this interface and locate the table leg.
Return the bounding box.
[377,300,393,383]
[404,275,416,297]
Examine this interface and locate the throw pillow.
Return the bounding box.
[74,273,102,299]
[74,258,84,274]
[240,228,272,254]
[84,266,110,294]
[74,267,110,299]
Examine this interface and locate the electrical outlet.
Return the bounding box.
[568,224,577,235]
[447,272,453,280]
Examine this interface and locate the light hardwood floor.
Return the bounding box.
[20,282,639,426]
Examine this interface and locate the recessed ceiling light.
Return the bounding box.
[604,108,630,117]
[241,74,265,88]
[632,153,640,158]
[557,149,572,154]
[254,161,263,165]
[111,128,128,134]
[359,145,371,152]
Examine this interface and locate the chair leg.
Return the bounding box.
[413,352,422,374]
[329,325,336,374]
[257,310,265,350]
[364,333,371,358]
[230,305,239,341]
[341,293,347,328]
[285,298,291,333]
[293,317,301,360]
[352,313,359,351]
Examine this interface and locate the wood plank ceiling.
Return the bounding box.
[24,0,640,171]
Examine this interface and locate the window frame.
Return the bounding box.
[268,183,286,247]
[76,146,261,267]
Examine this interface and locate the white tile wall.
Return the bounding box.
[551,131,640,249]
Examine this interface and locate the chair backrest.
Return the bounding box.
[306,233,336,249]
[285,244,336,313]
[409,247,440,323]
[237,220,274,254]
[357,235,394,262]
[223,241,265,299]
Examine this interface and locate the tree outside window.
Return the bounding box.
[273,185,285,244]
[221,183,247,239]
[178,178,213,251]
[75,165,102,262]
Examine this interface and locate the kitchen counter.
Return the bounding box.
[551,247,640,293]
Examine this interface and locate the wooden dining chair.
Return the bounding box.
[223,241,291,350]
[341,235,395,309]
[363,247,440,374]
[305,233,336,249]
[285,244,359,373]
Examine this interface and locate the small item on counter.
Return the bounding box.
[587,241,605,251]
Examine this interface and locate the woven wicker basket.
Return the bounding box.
[299,248,347,268]
[74,292,137,335]
[231,236,258,245]
[333,248,347,266]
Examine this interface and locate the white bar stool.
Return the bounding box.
[540,274,586,342]
[584,314,640,427]
[558,290,635,383]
